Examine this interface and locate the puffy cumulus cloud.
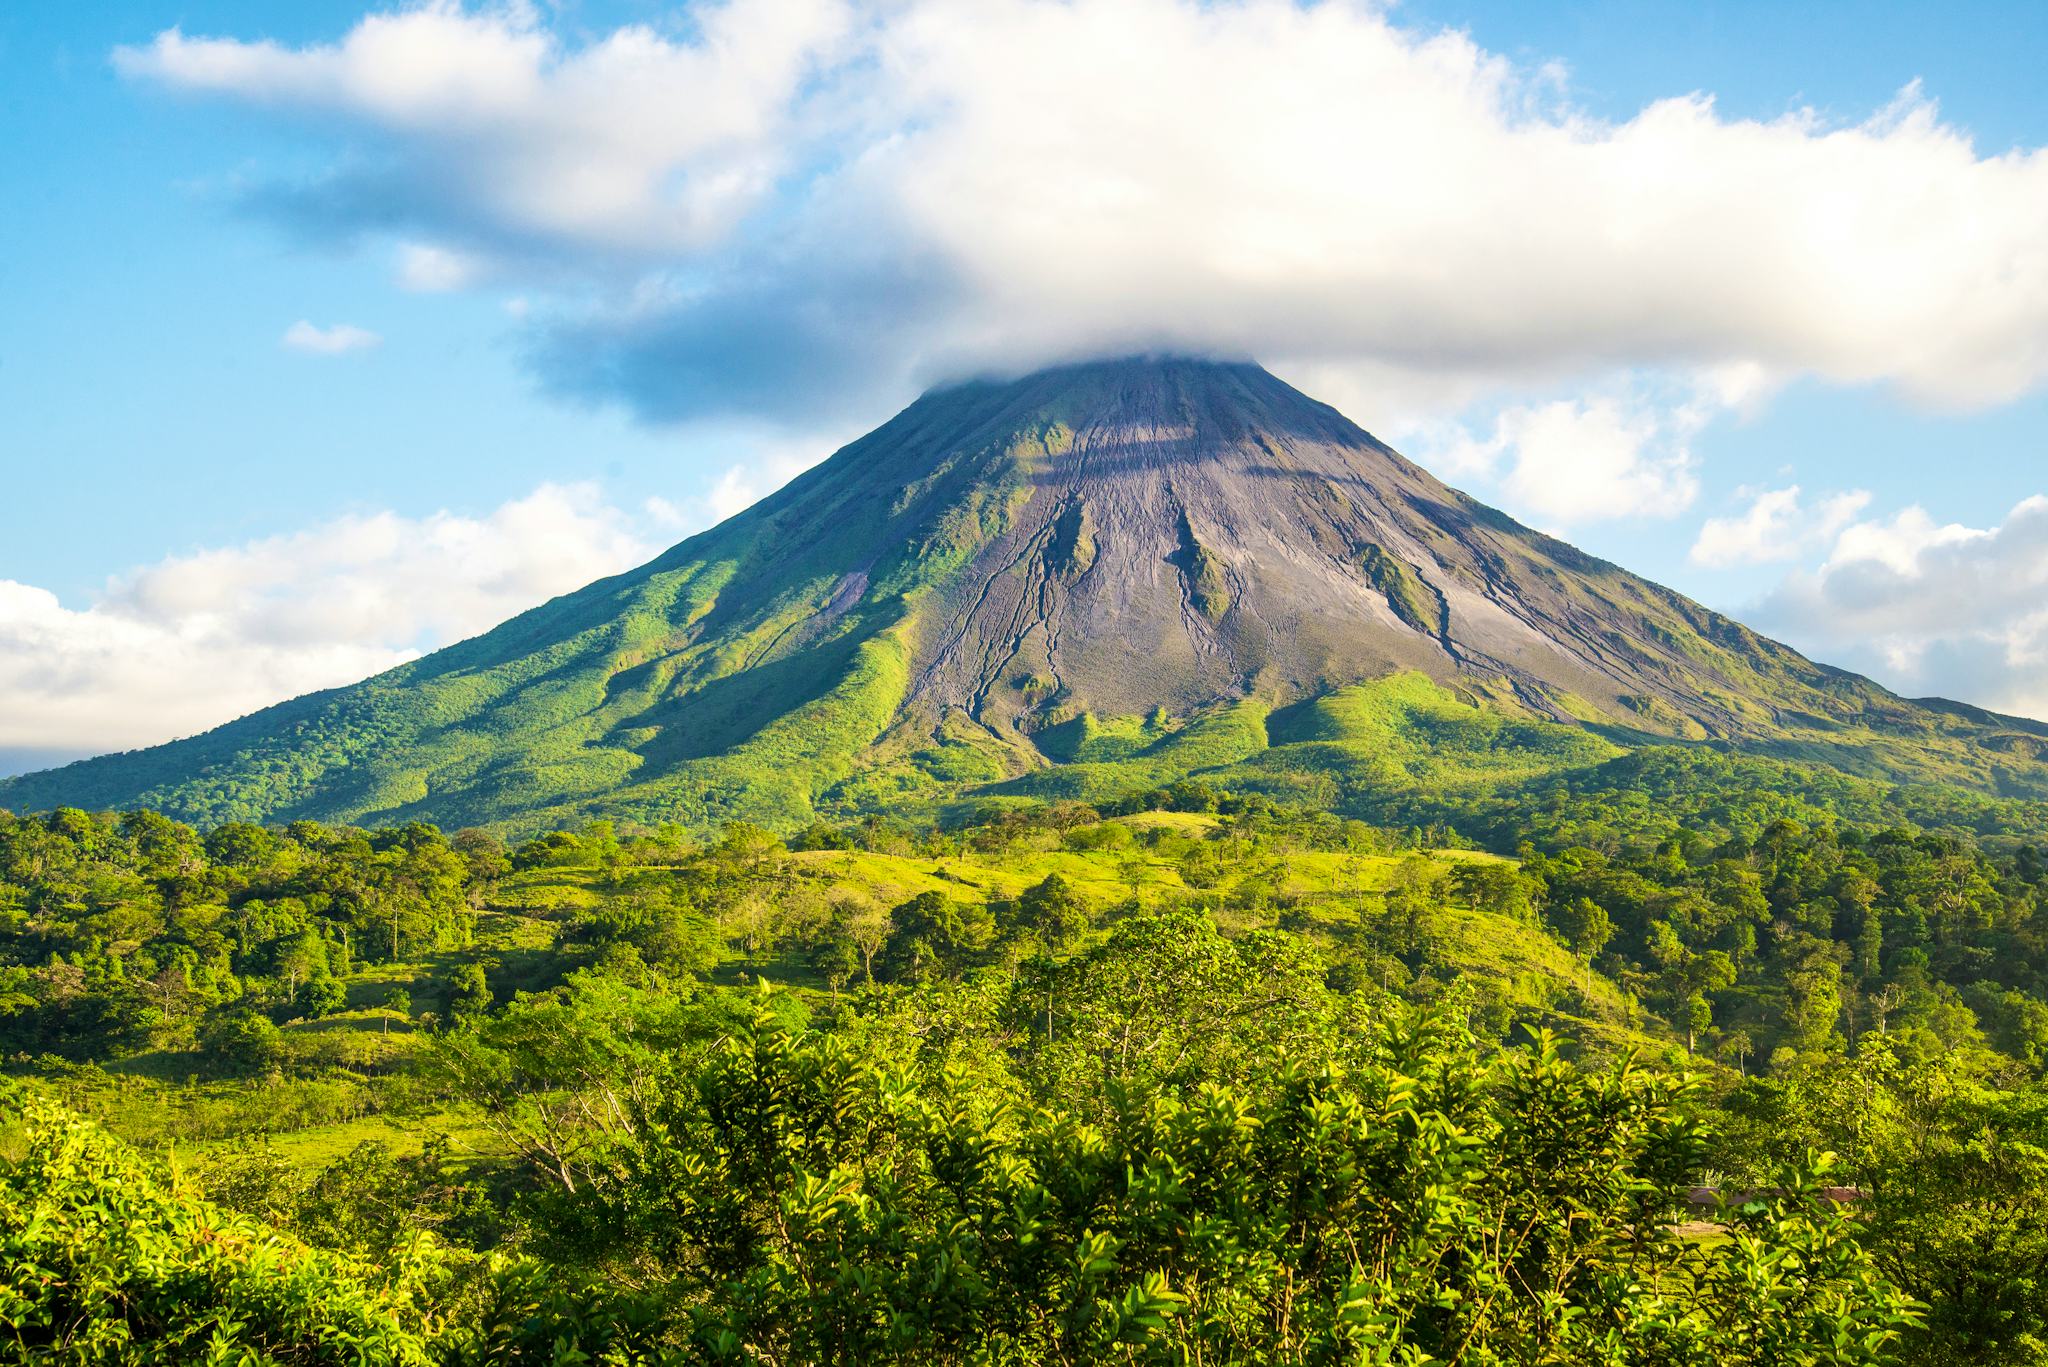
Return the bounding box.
[0,485,662,762]
[1690,485,1873,568]
[281,320,382,354]
[1419,386,1704,525]
[1755,496,2048,720]
[119,0,2048,428]
[0,579,408,769]
[118,0,857,256]
[1825,506,1990,576]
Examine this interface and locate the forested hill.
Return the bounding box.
[8,357,2048,834]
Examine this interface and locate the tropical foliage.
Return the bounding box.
[6,761,2048,1362]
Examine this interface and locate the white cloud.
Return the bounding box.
[704,443,827,521]
[1690,485,1872,568]
[281,319,382,354]
[1419,384,1705,525]
[396,240,485,292]
[1823,505,1989,576]
[1756,495,2048,719]
[117,0,856,256]
[0,485,661,759]
[119,0,2048,421]
[641,494,690,530]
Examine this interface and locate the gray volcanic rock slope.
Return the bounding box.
[902,360,1877,737]
[7,356,2047,831]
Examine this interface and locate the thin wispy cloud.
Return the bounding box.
[281,319,382,354]
[395,241,485,293]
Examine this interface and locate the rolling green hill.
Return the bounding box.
[8,356,2048,833]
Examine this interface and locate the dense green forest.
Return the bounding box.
[8,764,2048,1363]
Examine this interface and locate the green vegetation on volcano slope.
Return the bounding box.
[945,674,2048,847]
[12,357,2048,838]
[0,400,1072,836]
[8,582,2048,836]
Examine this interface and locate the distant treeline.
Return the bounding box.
[6,768,2047,1080]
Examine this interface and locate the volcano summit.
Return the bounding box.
[8,357,2045,831]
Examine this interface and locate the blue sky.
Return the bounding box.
[3,3,702,599]
[2,0,2045,770]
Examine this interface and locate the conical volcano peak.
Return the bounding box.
[873,357,1474,726]
[909,353,1382,457]
[8,355,2044,833]
[922,352,1273,400]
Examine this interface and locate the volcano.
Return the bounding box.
[8,357,2046,831]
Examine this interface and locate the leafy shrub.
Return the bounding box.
[0,1086,443,1364]
[563,997,1919,1364]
